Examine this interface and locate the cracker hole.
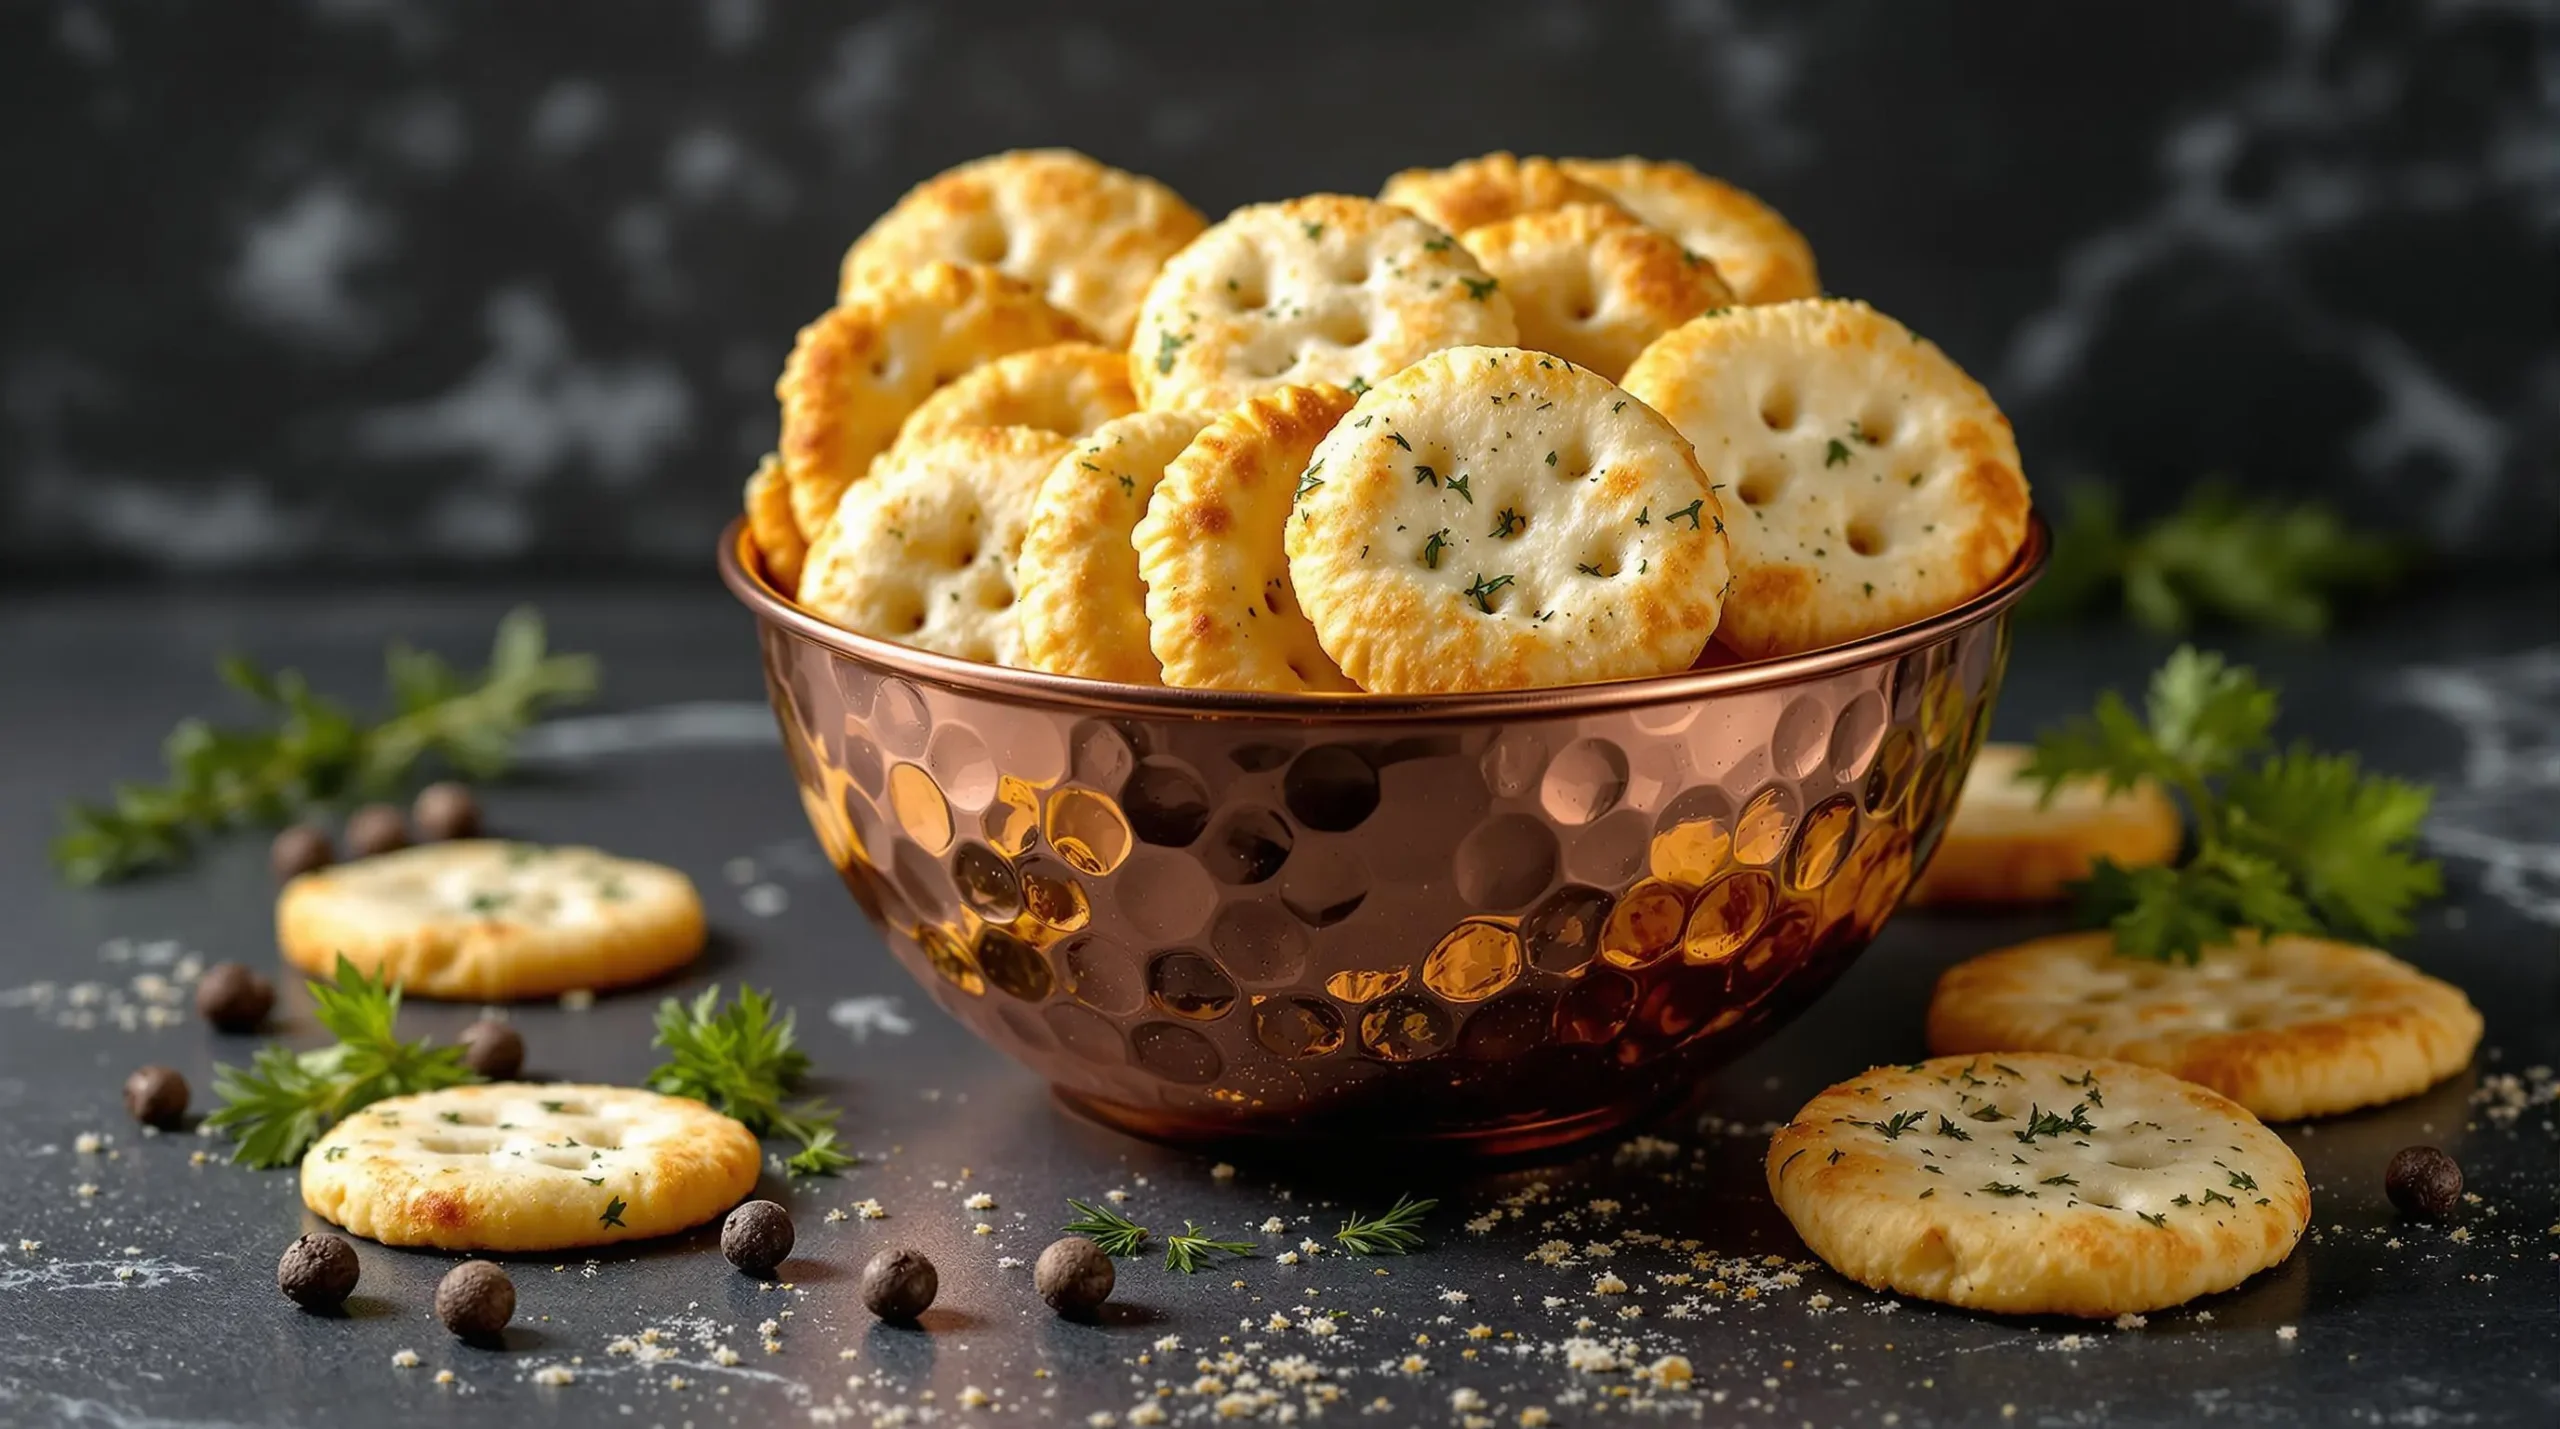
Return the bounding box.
[527,1147,591,1172]
[2104,1148,2177,1171]
[1317,308,1371,348]
[1757,385,1799,431]
[1263,588,1284,617]
[963,223,1009,265]
[1857,405,1898,445]
[1846,516,1888,558]
[982,579,1014,611]
[1737,456,1788,507]
[1335,254,1373,285]
[417,1134,499,1157]
[1227,272,1269,310]
[1551,445,1592,480]
[1562,273,1599,324]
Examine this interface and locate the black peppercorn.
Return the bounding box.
[345,803,411,858]
[413,782,482,842]
[1034,1236,1114,1316]
[458,1019,524,1080]
[435,1259,516,1340]
[123,1065,189,1128]
[859,1247,937,1321]
[270,823,335,882]
[722,1200,796,1277]
[277,1232,360,1312]
[2385,1145,2463,1220]
[196,962,275,1033]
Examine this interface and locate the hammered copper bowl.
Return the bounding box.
[721,518,2046,1153]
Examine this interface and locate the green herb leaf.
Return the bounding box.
[53,608,596,885]
[2026,482,2403,634]
[1062,1198,1150,1257]
[647,985,849,1177]
[204,956,479,1168]
[1334,1195,1436,1255]
[1164,1222,1256,1273]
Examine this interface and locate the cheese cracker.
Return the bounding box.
[1621,300,2031,659]
[302,1083,759,1251]
[1017,409,1213,684]
[1905,743,2183,906]
[840,148,1206,345]
[1561,156,1819,305]
[797,425,1074,667]
[1133,384,1359,692]
[1926,932,2483,1120]
[742,452,806,596]
[887,341,1137,457]
[1289,346,1730,693]
[1768,1053,2309,1316]
[1378,151,1620,235]
[1459,203,1733,379]
[1127,194,1517,413]
[776,262,1087,541]
[277,841,704,1002]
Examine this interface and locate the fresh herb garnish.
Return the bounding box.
[1855,1110,1927,1141]
[1420,528,1452,570]
[205,956,479,1168]
[1414,464,1439,487]
[53,607,596,885]
[1164,1222,1255,1273]
[600,1195,629,1228]
[1062,1198,1150,1257]
[646,985,851,1176]
[2015,1103,2096,1143]
[1153,330,1193,375]
[2026,482,2402,635]
[1445,473,1473,503]
[1334,1195,1436,1256]
[1462,573,1514,613]
[2027,646,2439,962]
[1824,439,1852,467]
[1667,499,1705,529]
[1491,507,1526,539]
[1933,1115,1971,1141]
[1460,276,1499,301]
[1980,1182,2030,1198]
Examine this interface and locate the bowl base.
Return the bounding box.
[1050,1085,1680,1159]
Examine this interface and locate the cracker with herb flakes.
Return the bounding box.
[742,453,807,596]
[301,1083,758,1251]
[278,841,705,1002]
[1622,299,2030,660]
[1767,1053,2308,1317]
[840,149,1204,345]
[776,262,1087,541]
[1017,409,1213,684]
[1905,742,2183,907]
[886,341,1138,459]
[1134,384,1359,692]
[1127,195,1517,413]
[1379,151,1621,236]
[1926,932,2482,1120]
[1287,346,1729,693]
[1459,203,1733,380]
[797,425,1073,668]
[1561,156,1820,305]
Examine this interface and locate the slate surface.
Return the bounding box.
[1,582,2555,1428]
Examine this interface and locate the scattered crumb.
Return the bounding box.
[1642,1355,1693,1389]
[1107,1189,1132,1204]
[558,989,595,1011]
[73,1184,98,1199]
[433,1370,455,1387]
[73,1132,105,1155]
[391,1350,420,1369]
[1452,1388,1487,1413]
[1261,1217,1286,1235]
[960,1386,992,1409]
[972,1223,993,1236]
[2114,1312,2148,1331]
[854,1199,886,1220]
[824,1208,847,1223]
[1520,1410,1553,1428]
[1591,1273,1628,1295]
[2277,1325,2299,1342]
[964,1192,996,1211]
[1212,1163,1236,1181]
[532,1365,575,1386]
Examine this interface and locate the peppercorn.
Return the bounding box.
[270,823,335,882]
[435,1259,516,1340]
[277,1232,360,1312]
[458,1019,524,1079]
[123,1065,188,1128]
[1034,1236,1114,1317]
[413,782,482,841]
[2385,1145,2463,1220]
[859,1247,937,1321]
[345,803,411,858]
[722,1200,796,1277]
[195,962,274,1033]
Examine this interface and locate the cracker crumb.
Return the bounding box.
[73,1184,98,1199]
[1398,1355,1427,1374]
[1129,1406,1168,1427]
[972,1223,993,1236]
[434,1370,455,1386]
[1591,1273,1628,1295]
[532,1365,575,1386]
[391,1350,420,1369]
[1277,1252,1300,1266]
[960,1387,992,1408]
[2114,1312,2148,1330]
[1642,1355,1693,1389]
[1261,1217,1287,1234]
[1440,1289,1470,1304]
[2449,1227,2474,1244]
[713,1346,742,1367]
[1520,1410,1553,1428]
[964,1192,996,1210]
[17,1240,39,1254]
[824,1208,848,1223]
[1106,1189,1132,1204]
[73,1132,105,1155]
[854,1199,886,1220]
[2277,1325,2298,1341]
[1452,1388,1487,1413]
[1212,1163,1237,1181]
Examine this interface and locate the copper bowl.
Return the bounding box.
[720,517,2047,1153]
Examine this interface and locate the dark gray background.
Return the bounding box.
[5,0,2556,580]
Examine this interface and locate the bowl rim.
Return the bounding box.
[719,512,2047,722]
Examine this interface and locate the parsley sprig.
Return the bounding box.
[53,607,598,885]
[2026,646,2439,963]
[205,956,479,1168]
[1333,1195,1437,1255]
[647,985,852,1176]
[2027,483,2402,635]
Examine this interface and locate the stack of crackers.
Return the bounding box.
[744,149,2032,694]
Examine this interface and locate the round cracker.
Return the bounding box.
[742,452,806,596]
[1127,194,1518,413]
[1133,384,1360,692]
[840,148,1206,345]
[1289,347,1730,693]
[277,841,704,1002]
[301,1083,760,1251]
[1926,932,2484,1121]
[1621,300,2030,659]
[776,262,1088,541]
[1562,156,1820,305]
[1905,743,2184,907]
[1378,151,1620,236]
[1768,1053,2309,1317]
[797,425,1074,667]
[1459,203,1734,380]
[888,341,1138,457]
[1017,409,1213,684]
